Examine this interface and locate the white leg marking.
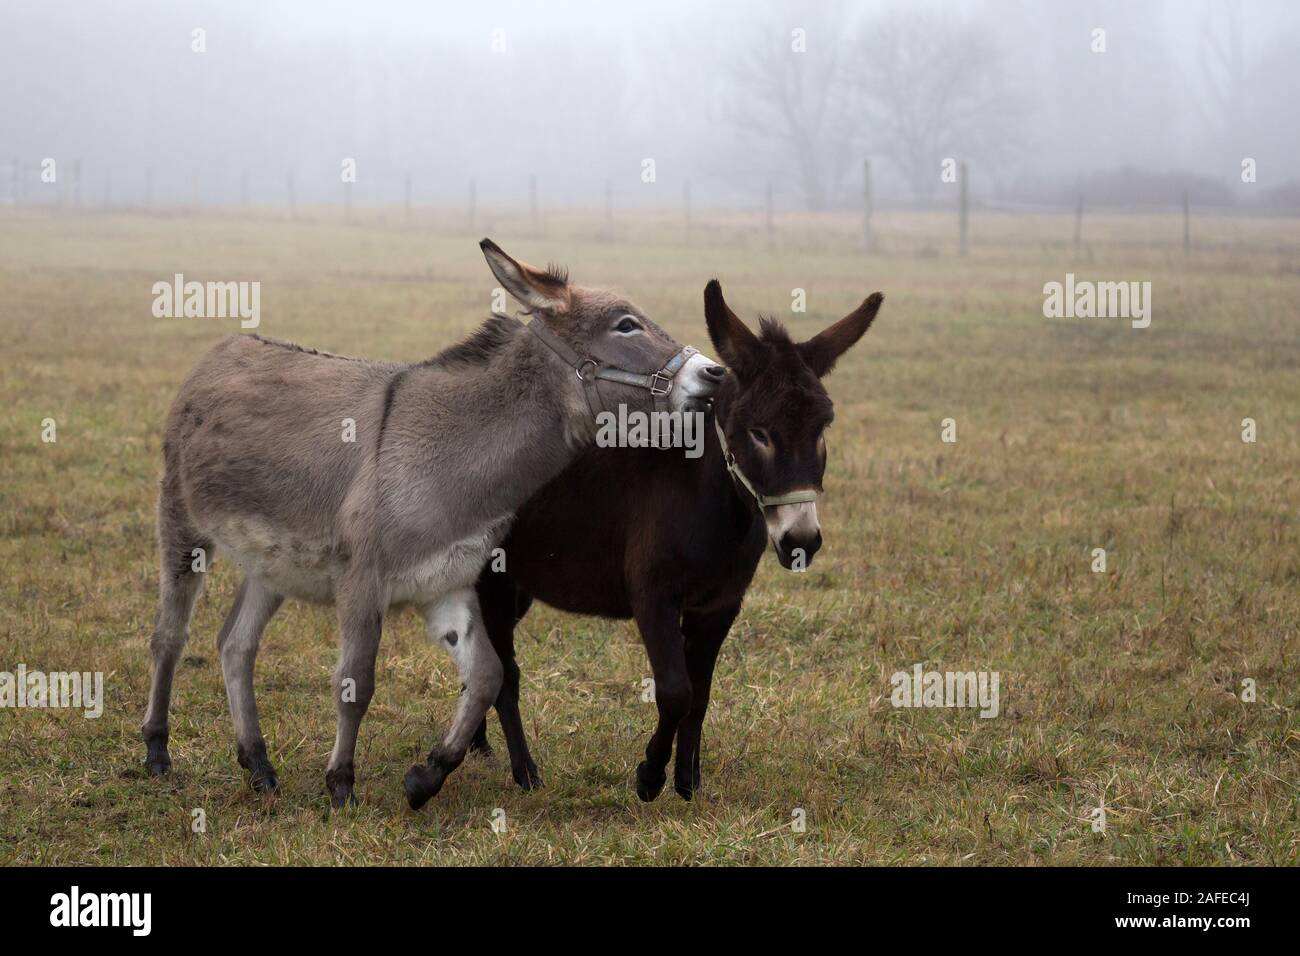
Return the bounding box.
[423,589,503,758]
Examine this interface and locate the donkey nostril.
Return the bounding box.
[704,365,725,378]
[780,530,822,561]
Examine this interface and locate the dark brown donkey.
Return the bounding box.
[473,280,883,799]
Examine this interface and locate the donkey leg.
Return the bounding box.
[217,577,284,793]
[325,575,384,810]
[632,598,691,803]
[673,603,740,800]
[476,569,541,790]
[495,655,540,789]
[469,718,492,756]
[467,569,504,760]
[141,501,210,777]
[404,589,503,810]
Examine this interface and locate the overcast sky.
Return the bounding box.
[3,0,1297,208]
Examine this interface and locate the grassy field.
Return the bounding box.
[1,206,1297,865]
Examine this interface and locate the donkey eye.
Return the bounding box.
[749,428,771,448]
[614,315,641,334]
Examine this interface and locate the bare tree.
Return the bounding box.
[722,2,857,210]
[848,8,1023,201]
[1189,2,1246,174]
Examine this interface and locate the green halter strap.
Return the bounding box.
[714,416,819,509]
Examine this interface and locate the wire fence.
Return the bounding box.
[4,158,1289,261]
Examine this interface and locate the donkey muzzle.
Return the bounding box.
[766,501,822,570]
[672,353,725,414]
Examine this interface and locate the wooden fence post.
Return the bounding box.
[529,174,539,232]
[958,161,969,256]
[683,181,692,240]
[765,183,774,250]
[1073,194,1084,256]
[862,159,873,254]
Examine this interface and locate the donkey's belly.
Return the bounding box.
[207,517,341,603]
[207,513,513,608]
[387,516,514,608]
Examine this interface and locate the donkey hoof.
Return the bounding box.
[635,761,666,802]
[249,767,279,794]
[328,785,358,810]
[403,764,446,810]
[145,754,172,777]
[326,765,356,810]
[144,734,172,776]
[674,767,701,801]
[512,759,542,792]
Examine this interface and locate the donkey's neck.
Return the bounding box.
[399,321,592,521]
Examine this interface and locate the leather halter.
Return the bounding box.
[527,316,697,420]
[714,416,819,509]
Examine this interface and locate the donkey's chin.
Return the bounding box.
[680,396,713,415]
[772,537,816,571]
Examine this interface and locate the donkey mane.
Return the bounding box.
[756,315,792,343]
[246,334,365,362]
[246,319,522,373]
[418,315,520,371]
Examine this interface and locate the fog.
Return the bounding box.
[3,0,1298,210]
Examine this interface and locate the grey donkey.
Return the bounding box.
[141,239,724,809]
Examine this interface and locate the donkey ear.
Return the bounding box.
[480,238,571,313]
[704,279,761,371]
[797,292,884,378]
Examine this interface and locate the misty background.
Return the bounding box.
[2,0,1298,212]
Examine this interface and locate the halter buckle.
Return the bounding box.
[648,371,673,396]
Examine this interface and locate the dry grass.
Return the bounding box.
[0,206,1297,865]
